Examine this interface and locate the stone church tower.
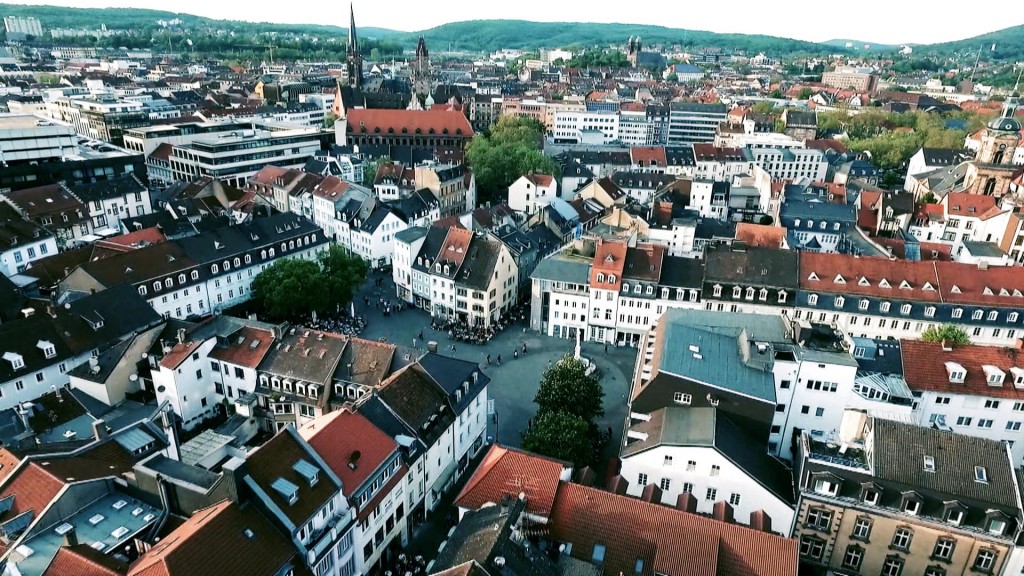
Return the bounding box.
[346,3,363,89]
[411,36,432,103]
[966,98,1021,196]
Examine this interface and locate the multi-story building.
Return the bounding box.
[667,103,727,145]
[507,173,558,215]
[70,174,152,232]
[551,110,620,144]
[692,144,755,180]
[300,409,409,573]
[241,426,357,576]
[619,406,796,527]
[792,409,1022,576]
[0,203,58,276]
[47,95,150,146]
[901,339,1024,465]
[166,126,322,187]
[3,15,42,37]
[821,67,878,92]
[398,225,519,327]
[59,213,328,319]
[751,147,829,182]
[341,109,474,150]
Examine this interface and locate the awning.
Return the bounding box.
[431,460,458,494]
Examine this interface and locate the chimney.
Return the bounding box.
[348,450,361,470]
[606,475,629,495]
[62,527,79,547]
[712,501,735,523]
[91,418,108,441]
[176,328,186,345]
[575,466,597,486]
[161,409,180,462]
[749,510,773,533]
[640,483,663,504]
[676,492,697,513]
[941,339,952,352]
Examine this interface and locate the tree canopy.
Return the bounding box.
[250,245,367,321]
[465,116,556,203]
[921,324,970,345]
[521,355,605,467]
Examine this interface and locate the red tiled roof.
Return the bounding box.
[0,462,63,521]
[548,482,797,576]
[933,261,1024,307]
[800,252,942,301]
[631,146,668,167]
[248,166,290,186]
[455,445,566,519]
[150,143,174,161]
[0,448,20,485]
[299,409,397,497]
[311,175,352,200]
[590,239,628,290]
[208,327,275,369]
[525,173,554,188]
[804,139,849,154]
[735,223,786,249]
[346,109,474,138]
[901,340,1024,400]
[128,500,297,576]
[857,206,878,229]
[437,227,473,270]
[158,341,202,370]
[44,545,128,576]
[95,227,167,253]
[944,192,996,218]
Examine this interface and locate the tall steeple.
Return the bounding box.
[346,2,363,89]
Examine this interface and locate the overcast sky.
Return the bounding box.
[7,0,1021,45]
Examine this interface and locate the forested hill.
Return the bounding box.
[402,20,833,55]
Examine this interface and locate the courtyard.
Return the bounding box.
[355,272,637,461]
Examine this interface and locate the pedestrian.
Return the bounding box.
[497,354,502,365]
[604,343,608,354]
[418,330,424,341]
[513,349,518,359]
[451,344,456,352]
[486,354,491,365]
[413,338,417,348]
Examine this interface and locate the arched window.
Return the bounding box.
[164,279,172,289]
[233,257,241,267]
[212,264,219,274]
[608,275,616,283]
[139,286,147,296]
[732,286,742,298]
[191,271,198,280]
[178,274,185,284]
[223,260,230,271]
[154,281,161,292]
[261,250,267,259]
[596,273,605,283]
[245,255,252,264]
[268,248,275,257]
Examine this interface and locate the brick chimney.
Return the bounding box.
[606,475,629,495]
[640,483,662,503]
[676,492,697,513]
[575,466,597,486]
[712,501,734,523]
[749,510,773,533]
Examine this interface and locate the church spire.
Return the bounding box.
[346,2,363,89]
[348,2,358,54]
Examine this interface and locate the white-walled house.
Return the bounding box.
[620,406,796,529]
[507,173,558,215]
[0,209,58,277]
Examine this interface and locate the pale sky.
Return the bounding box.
[7,0,1022,46]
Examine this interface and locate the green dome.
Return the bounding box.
[988,116,1022,134]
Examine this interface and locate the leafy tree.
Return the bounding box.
[533,356,604,422]
[251,245,366,321]
[362,156,391,188]
[521,410,594,467]
[323,112,336,129]
[250,258,330,320]
[666,73,678,82]
[798,87,814,99]
[466,116,556,201]
[769,89,783,99]
[750,102,776,115]
[921,324,970,345]
[318,244,368,310]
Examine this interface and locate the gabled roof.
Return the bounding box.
[377,363,455,446]
[300,409,397,496]
[900,340,1024,401]
[735,223,786,249]
[43,544,129,576]
[524,173,554,188]
[346,108,474,138]
[127,500,297,576]
[548,482,797,576]
[455,444,566,519]
[243,427,340,527]
[208,326,275,369]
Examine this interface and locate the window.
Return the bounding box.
[682,482,693,493]
[932,538,955,561]
[673,392,692,405]
[952,308,963,319]
[834,296,844,308]
[729,492,741,506]
[637,473,648,486]
[841,545,863,570]
[973,550,997,572]
[591,543,606,563]
[880,302,891,313]
[705,488,717,501]
[852,516,872,540]
[1007,421,1022,431]
[859,299,869,310]
[891,527,913,550]
[660,477,671,491]
[808,294,818,306]
[956,416,973,426]
[799,535,824,560]
[686,460,696,471]
[901,303,911,315]
[881,556,904,576]
[925,567,946,576]
[987,517,1006,535]
[903,499,920,515]
[805,508,832,531]
[975,466,988,483]
[732,286,741,298]
[978,419,994,428]
[710,465,720,476]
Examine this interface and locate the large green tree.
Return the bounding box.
[533,356,604,422]
[521,410,594,467]
[466,116,556,201]
[251,245,367,321]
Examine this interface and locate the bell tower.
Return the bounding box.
[346,3,363,89]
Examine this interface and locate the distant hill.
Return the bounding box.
[918,24,1024,58]
[820,39,903,52]
[0,3,402,39]
[396,20,833,55]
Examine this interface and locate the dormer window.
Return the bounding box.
[944,501,966,526]
[859,299,869,311]
[834,296,845,308]
[37,340,56,359]
[813,475,840,496]
[713,284,722,297]
[3,352,25,370]
[292,460,320,488]
[271,477,300,505]
[622,283,630,293]
[987,516,1006,535]
[901,492,922,516]
[732,286,742,298]
[862,489,879,505]
[880,302,891,313]
[1011,368,1024,388]
[945,362,966,383]
[983,365,1005,387]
